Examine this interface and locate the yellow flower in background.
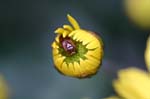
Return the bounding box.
[105,36,150,99]
[145,36,150,71]
[124,0,150,29]
[105,68,150,99]
[0,75,9,99]
[51,14,104,78]
[104,96,120,99]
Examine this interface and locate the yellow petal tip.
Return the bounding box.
[67,14,80,30]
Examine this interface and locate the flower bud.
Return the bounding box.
[51,14,104,78]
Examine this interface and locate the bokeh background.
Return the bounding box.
[0,0,149,99]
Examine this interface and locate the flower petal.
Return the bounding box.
[73,62,82,76]
[67,14,80,30]
[54,28,65,34]
[55,34,61,43]
[51,41,59,49]
[53,54,65,69]
[113,67,150,99]
[52,48,59,55]
[62,30,69,38]
[145,36,150,72]
[0,75,9,99]
[63,25,73,31]
[61,62,74,76]
[86,39,100,49]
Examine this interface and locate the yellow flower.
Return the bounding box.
[51,14,104,78]
[145,36,150,71]
[105,36,150,99]
[113,68,150,99]
[124,0,150,29]
[0,75,9,99]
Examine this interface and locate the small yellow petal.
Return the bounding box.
[73,62,82,76]
[62,31,69,38]
[79,58,91,70]
[55,34,61,43]
[70,30,94,43]
[52,48,59,55]
[86,49,101,60]
[145,36,150,71]
[86,39,100,49]
[72,30,90,42]
[79,58,99,76]
[68,31,77,37]
[61,62,69,74]
[72,33,78,41]
[51,42,59,48]
[68,63,75,75]
[82,36,94,45]
[63,25,73,31]
[78,59,91,77]
[73,30,100,46]
[67,14,80,30]
[53,55,65,69]
[82,63,97,74]
[87,45,103,61]
[81,59,95,70]
[54,28,65,34]
[72,33,80,41]
[61,62,73,76]
[85,55,100,68]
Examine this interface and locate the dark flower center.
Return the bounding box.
[60,36,76,56]
[58,35,88,64]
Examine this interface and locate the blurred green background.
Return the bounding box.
[0,0,149,99]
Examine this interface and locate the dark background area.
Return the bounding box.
[0,0,149,99]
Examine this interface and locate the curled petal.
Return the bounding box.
[63,25,73,31]
[67,14,80,30]
[54,28,65,34]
